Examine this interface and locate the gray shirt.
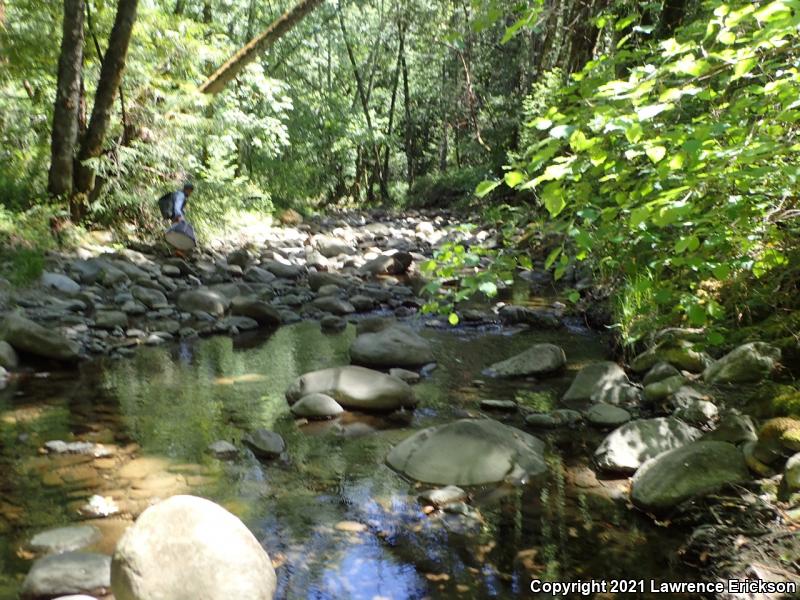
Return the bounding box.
[173,191,187,219]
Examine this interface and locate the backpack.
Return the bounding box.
[158,192,175,220]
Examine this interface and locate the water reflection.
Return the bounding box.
[0,319,694,598]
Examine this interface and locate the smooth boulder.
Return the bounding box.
[703,342,781,384]
[631,441,749,512]
[111,495,276,600]
[177,289,230,317]
[594,417,701,473]
[290,393,344,419]
[230,296,281,327]
[0,313,79,361]
[631,339,711,373]
[22,552,110,599]
[483,343,565,378]
[349,325,434,368]
[286,366,414,411]
[387,419,546,486]
[563,361,628,403]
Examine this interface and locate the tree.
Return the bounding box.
[48,0,84,197]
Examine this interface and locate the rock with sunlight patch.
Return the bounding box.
[22,552,111,599]
[631,339,712,373]
[386,419,546,486]
[703,342,781,384]
[631,441,749,513]
[111,495,276,600]
[482,343,566,378]
[349,324,434,368]
[290,393,345,419]
[594,416,702,473]
[286,365,415,411]
[562,361,629,403]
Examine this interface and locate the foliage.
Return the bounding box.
[405,167,491,208]
[479,0,800,341]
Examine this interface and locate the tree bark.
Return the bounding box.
[73,0,138,202]
[382,23,403,189]
[199,0,324,94]
[399,23,413,184]
[48,0,85,198]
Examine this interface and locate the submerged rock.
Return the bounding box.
[482,343,566,378]
[286,366,415,411]
[349,325,434,368]
[22,552,111,599]
[703,342,781,384]
[387,419,546,485]
[563,361,628,403]
[111,495,276,600]
[0,313,80,361]
[27,525,101,555]
[242,429,285,459]
[631,441,749,513]
[594,417,702,473]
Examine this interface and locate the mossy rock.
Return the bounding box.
[743,441,775,477]
[774,389,800,417]
[756,417,800,458]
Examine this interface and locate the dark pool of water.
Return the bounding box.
[0,319,695,599]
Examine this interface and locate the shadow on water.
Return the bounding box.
[0,319,694,599]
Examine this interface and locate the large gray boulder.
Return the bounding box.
[350,325,434,368]
[387,419,546,486]
[631,441,749,513]
[594,417,702,473]
[0,313,80,361]
[230,296,281,327]
[111,495,276,600]
[285,365,415,411]
[563,361,628,403]
[482,343,566,378]
[177,288,230,317]
[22,552,111,599]
[41,272,81,295]
[703,342,781,384]
[314,235,355,258]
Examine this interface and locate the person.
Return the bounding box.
[171,181,194,222]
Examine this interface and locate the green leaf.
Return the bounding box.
[478,281,498,297]
[448,313,459,326]
[567,290,580,303]
[646,145,667,163]
[636,103,673,121]
[733,57,757,79]
[475,180,501,197]
[624,122,644,143]
[542,183,566,217]
[504,171,525,188]
[545,247,562,270]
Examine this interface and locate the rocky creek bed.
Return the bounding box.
[0,210,798,599]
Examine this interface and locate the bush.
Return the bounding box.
[406,167,494,208]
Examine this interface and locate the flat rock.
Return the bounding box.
[242,429,285,459]
[0,313,80,361]
[41,272,81,295]
[482,343,566,377]
[131,286,168,310]
[286,366,415,411]
[585,403,631,427]
[28,525,101,555]
[349,325,434,368]
[631,441,749,513]
[631,339,711,373]
[480,399,517,411]
[418,485,467,507]
[312,296,355,315]
[387,419,546,486]
[177,289,230,317]
[21,552,111,599]
[594,417,702,473]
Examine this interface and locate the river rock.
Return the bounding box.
[290,393,344,419]
[131,286,168,310]
[244,266,276,284]
[631,339,712,373]
[312,296,355,315]
[230,296,281,326]
[94,310,128,330]
[349,325,434,368]
[498,305,562,328]
[0,313,80,361]
[359,252,413,276]
[314,235,355,257]
[703,414,758,444]
[286,366,415,411]
[227,248,251,269]
[28,525,101,555]
[177,288,229,317]
[672,389,718,426]
[308,271,350,291]
[263,260,304,279]
[643,374,686,401]
[642,361,681,385]
[589,383,642,407]
[585,403,631,427]
[41,272,81,295]
[320,315,347,333]
[594,417,702,473]
[482,343,566,378]
[386,419,546,485]
[243,429,285,459]
[703,342,781,384]
[563,361,628,403]
[349,294,376,312]
[418,485,467,507]
[630,441,749,512]
[389,368,420,384]
[21,552,111,599]
[208,440,238,460]
[111,495,276,600]
[779,453,800,500]
[0,340,19,369]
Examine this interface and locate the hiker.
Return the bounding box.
[159,182,197,254]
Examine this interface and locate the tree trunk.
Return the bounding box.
[174,0,185,16]
[203,0,212,23]
[73,0,138,203]
[199,0,323,94]
[382,23,403,190]
[48,0,85,198]
[399,23,413,184]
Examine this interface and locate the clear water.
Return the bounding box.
[0,319,693,599]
